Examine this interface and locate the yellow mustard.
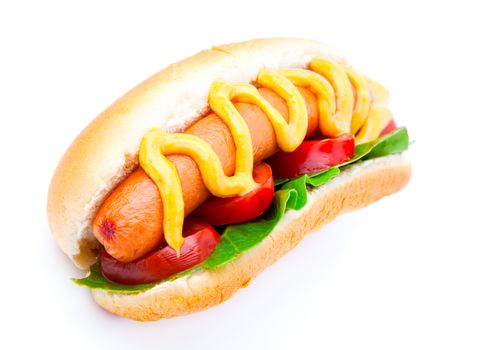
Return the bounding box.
[139,57,392,254]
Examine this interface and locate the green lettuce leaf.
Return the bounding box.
[74,127,409,293]
[73,168,339,292]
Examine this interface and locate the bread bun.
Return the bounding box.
[92,155,411,321]
[46,38,411,321]
[47,38,345,268]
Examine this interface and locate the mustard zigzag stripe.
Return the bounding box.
[139,57,392,254]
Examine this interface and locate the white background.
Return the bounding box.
[1,1,478,349]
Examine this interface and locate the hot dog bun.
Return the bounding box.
[47,38,345,269]
[47,38,411,321]
[92,155,411,321]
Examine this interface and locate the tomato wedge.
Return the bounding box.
[101,218,220,285]
[380,119,398,136]
[266,135,355,179]
[194,162,274,226]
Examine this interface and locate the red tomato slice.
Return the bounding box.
[194,162,274,226]
[380,119,398,136]
[101,218,220,285]
[266,135,355,179]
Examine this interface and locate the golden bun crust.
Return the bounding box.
[92,155,411,321]
[47,38,345,268]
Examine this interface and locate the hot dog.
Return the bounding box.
[47,38,411,321]
[93,87,319,262]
